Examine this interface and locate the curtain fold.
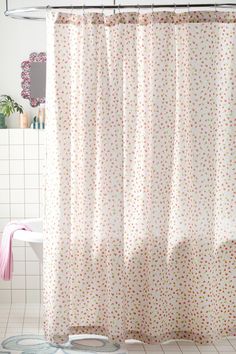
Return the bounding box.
[44,10,236,345]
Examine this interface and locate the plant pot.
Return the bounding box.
[0,114,6,129]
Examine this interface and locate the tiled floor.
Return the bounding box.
[0,304,235,354]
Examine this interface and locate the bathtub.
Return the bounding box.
[14,219,43,262]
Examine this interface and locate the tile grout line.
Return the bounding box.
[7,130,12,304]
[212,337,236,354]
[142,343,147,354]
[37,130,42,305]
[0,202,42,205]
[214,342,220,354]
[226,337,236,349]
[38,301,42,335]
[23,130,27,305]
[3,304,11,339]
[176,340,183,353]
[21,302,27,335]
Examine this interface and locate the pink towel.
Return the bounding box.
[0,222,32,281]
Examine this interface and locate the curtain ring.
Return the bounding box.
[118,4,121,13]
[152,3,154,13]
[215,2,217,12]
[188,3,190,13]
[83,4,85,16]
[138,3,140,13]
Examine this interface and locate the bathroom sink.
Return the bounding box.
[14,218,43,262]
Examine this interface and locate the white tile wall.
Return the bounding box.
[0,129,45,304]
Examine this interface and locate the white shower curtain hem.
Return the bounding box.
[44,326,236,345]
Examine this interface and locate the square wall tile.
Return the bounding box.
[0,130,9,145]
[0,175,9,189]
[39,204,44,218]
[11,204,24,218]
[9,130,23,145]
[26,262,40,276]
[0,160,9,174]
[10,190,24,204]
[0,290,11,303]
[39,159,45,174]
[26,276,40,289]
[39,145,46,160]
[25,175,39,189]
[25,204,39,218]
[0,204,10,218]
[0,218,9,232]
[13,262,25,275]
[25,160,39,174]
[39,131,45,145]
[10,175,24,189]
[12,290,25,303]
[0,190,9,203]
[13,239,25,247]
[12,276,25,290]
[13,247,25,261]
[10,160,24,174]
[26,290,40,303]
[39,175,44,189]
[25,189,39,204]
[0,146,9,159]
[39,189,44,201]
[10,145,24,160]
[26,248,38,261]
[24,145,38,160]
[0,280,11,290]
[24,130,39,145]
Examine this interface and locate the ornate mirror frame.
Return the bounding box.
[21,52,46,107]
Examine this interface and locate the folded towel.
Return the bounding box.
[0,222,32,281]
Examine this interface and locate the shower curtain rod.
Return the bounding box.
[4,1,236,20]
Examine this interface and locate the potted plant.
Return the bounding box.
[0,95,23,129]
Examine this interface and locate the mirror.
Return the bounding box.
[21,52,46,107]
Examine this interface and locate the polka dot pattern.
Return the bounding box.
[44,10,236,346]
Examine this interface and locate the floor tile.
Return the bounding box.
[197,344,218,352]
[161,344,181,353]
[161,352,182,354]
[144,344,163,351]
[126,342,145,351]
[179,347,199,352]
[215,339,235,351]
[229,338,236,349]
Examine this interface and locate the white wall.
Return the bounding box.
[0,0,46,128]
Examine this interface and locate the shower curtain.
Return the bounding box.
[44,10,236,345]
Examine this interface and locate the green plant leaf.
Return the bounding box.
[0,95,24,117]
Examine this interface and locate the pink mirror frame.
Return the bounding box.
[21,52,46,107]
